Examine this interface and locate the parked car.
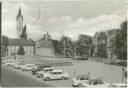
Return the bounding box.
[22,64,37,71]
[16,63,26,69]
[72,75,88,87]
[43,70,70,81]
[81,78,111,87]
[6,62,16,67]
[115,60,127,67]
[32,65,51,75]
[104,59,117,65]
[13,62,22,69]
[5,59,13,66]
[36,67,55,77]
[111,83,127,87]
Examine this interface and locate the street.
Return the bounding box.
[1,65,52,87]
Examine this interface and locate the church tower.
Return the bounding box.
[16,7,23,39]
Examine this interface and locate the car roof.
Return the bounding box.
[25,64,35,66]
[88,78,103,82]
[44,67,55,70]
[52,70,63,72]
[113,83,127,86]
[6,59,13,61]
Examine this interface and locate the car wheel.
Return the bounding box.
[46,77,50,81]
[61,77,66,80]
[22,69,25,71]
[41,74,43,77]
[78,84,82,87]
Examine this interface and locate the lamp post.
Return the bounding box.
[63,39,66,57]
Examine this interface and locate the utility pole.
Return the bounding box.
[88,45,91,59]
[75,42,77,59]
[64,39,66,57]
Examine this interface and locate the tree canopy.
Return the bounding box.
[17,46,25,58]
[114,21,127,60]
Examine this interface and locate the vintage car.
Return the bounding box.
[22,64,37,71]
[72,75,88,87]
[111,83,127,87]
[43,70,70,81]
[36,67,55,77]
[32,65,51,75]
[81,78,111,87]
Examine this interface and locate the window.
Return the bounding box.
[58,72,62,74]
[80,77,85,80]
[99,80,104,84]
[93,81,98,85]
[52,72,57,75]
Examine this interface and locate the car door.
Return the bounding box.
[58,72,62,79]
[51,72,58,79]
[80,77,86,83]
[91,80,99,87]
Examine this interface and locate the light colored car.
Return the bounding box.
[72,75,88,87]
[111,83,127,87]
[81,78,111,87]
[36,67,55,77]
[43,69,70,81]
[6,62,16,67]
[12,62,22,69]
[22,64,37,71]
[5,59,13,66]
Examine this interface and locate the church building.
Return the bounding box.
[7,7,35,57]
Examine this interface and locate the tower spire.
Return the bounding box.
[16,5,23,20]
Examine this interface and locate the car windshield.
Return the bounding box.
[99,80,104,84]
[87,81,92,85]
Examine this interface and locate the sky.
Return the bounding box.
[2,0,126,41]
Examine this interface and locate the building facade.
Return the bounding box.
[35,33,55,57]
[7,38,35,56]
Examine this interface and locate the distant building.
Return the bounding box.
[92,29,117,58]
[7,38,35,56]
[16,7,27,39]
[7,7,35,57]
[35,33,55,57]
[6,6,56,57]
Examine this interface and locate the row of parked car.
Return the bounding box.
[72,75,127,87]
[2,59,127,87]
[104,59,127,67]
[2,59,70,81]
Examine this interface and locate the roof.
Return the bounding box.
[8,38,34,46]
[88,78,103,82]
[37,39,54,48]
[52,70,63,72]
[16,7,23,20]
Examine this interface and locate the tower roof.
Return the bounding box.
[16,6,23,20]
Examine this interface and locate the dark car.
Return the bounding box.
[32,65,51,75]
[115,60,127,67]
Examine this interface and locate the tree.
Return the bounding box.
[76,34,93,59]
[114,21,127,60]
[97,32,107,61]
[1,35,8,57]
[59,35,74,57]
[17,46,25,59]
[52,40,61,55]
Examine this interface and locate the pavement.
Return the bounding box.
[1,65,53,87]
[1,65,72,87]
[1,59,124,87]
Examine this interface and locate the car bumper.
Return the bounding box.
[72,83,79,87]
